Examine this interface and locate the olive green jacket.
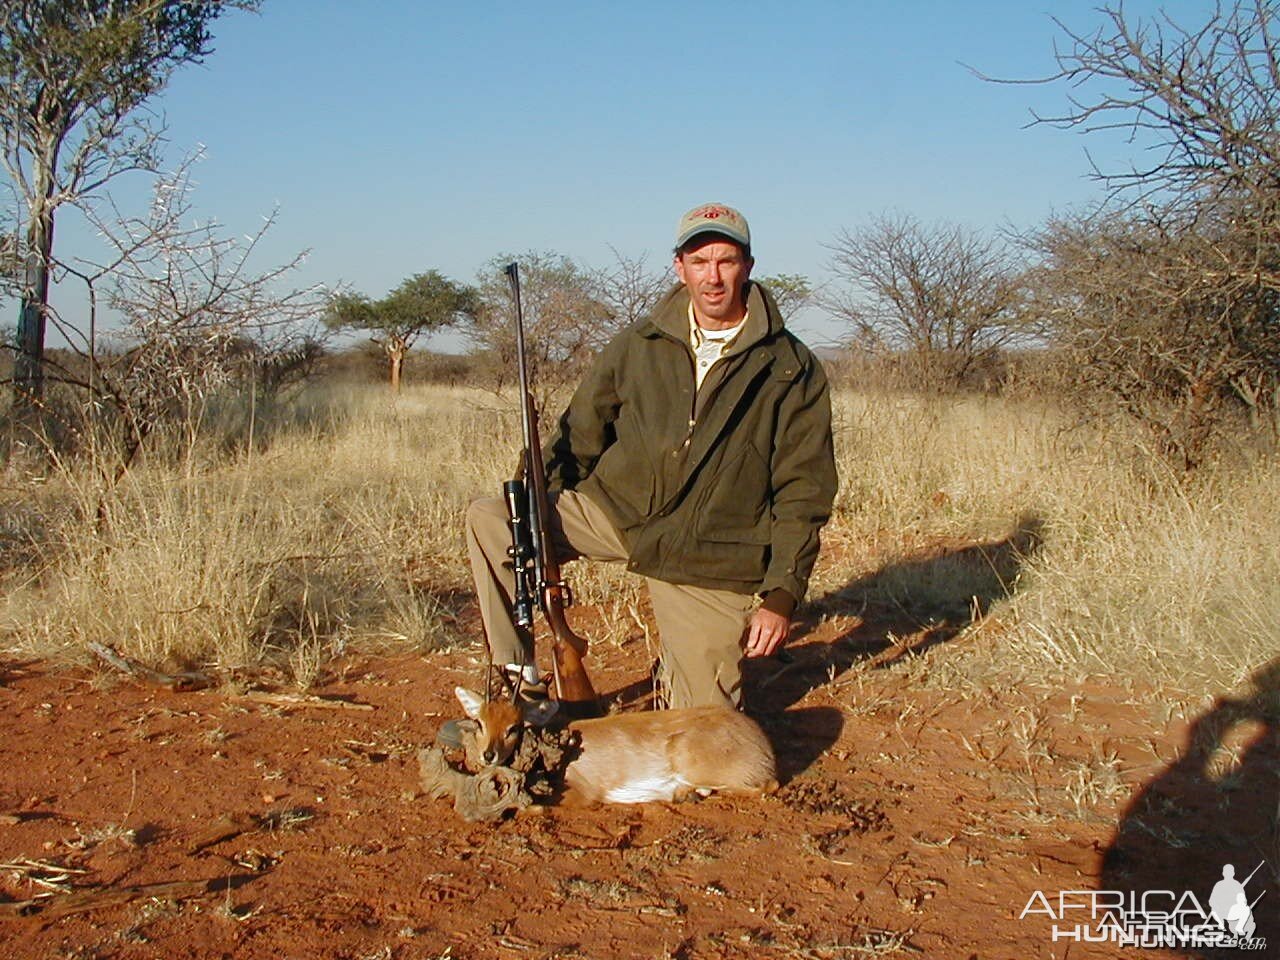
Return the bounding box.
[545,281,837,603]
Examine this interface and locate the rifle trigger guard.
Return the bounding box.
[557,582,574,608]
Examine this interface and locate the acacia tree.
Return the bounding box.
[825,214,1024,389]
[324,272,478,391]
[0,0,258,408]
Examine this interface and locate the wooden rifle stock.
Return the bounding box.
[504,263,600,714]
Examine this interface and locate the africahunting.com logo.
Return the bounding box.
[1019,861,1267,950]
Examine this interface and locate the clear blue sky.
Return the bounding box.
[29,0,1214,350]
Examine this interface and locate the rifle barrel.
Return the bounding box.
[505,263,534,455]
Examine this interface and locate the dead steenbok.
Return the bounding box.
[453,687,778,805]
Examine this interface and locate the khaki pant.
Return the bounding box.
[465,490,755,708]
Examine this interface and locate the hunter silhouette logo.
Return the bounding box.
[1019,860,1268,949]
[1210,863,1262,938]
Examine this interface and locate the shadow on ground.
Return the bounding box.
[754,705,846,783]
[1099,659,1278,955]
[744,514,1045,714]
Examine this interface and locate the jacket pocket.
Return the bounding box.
[588,445,655,521]
[682,538,770,588]
[695,444,771,544]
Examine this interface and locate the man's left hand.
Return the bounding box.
[744,606,790,658]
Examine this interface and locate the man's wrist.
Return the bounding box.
[760,588,796,619]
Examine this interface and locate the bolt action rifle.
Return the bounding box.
[502,262,601,716]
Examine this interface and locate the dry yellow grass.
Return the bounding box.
[820,390,1278,693]
[1,385,510,676]
[1,381,1275,696]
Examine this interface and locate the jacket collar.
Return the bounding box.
[641,281,784,351]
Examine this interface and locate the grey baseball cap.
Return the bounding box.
[675,203,751,251]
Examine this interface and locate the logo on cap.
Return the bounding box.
[695,205,733,221]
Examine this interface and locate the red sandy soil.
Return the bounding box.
[0,608,1273,960]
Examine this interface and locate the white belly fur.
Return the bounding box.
[602,775,685,804]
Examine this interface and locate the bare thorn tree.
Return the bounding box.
[591,246,671,328]
[825,214,1024,390]
[1020,1,1280,222]
[983,2,1280,464]
[1026,208,1280,469]
[50,156,324,490]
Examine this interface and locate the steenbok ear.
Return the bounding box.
[455,687,486,720]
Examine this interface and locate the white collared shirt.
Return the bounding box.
[688,303,747,389]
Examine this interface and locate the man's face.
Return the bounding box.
[674,238,753,328]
